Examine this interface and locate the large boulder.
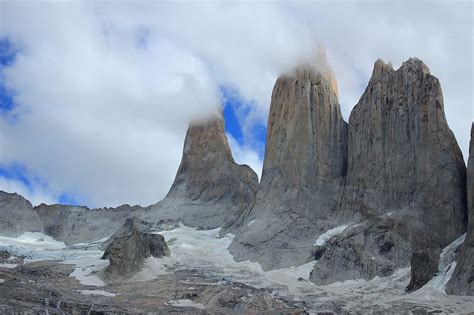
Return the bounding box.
[0,191,43,237]
[447,122,474,295]
[406,248,441,292]
[310,58,466,284]
[35,203,140,245]
[227,52,349,270]
[141,111,259,229]
[101,218,170,279]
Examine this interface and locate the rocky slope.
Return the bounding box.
[35,203,140,245]
[0,191,43,237]
[140,112,259,229]
[227,54,348,270]
[446,122,474,295]
[310,58,466,284]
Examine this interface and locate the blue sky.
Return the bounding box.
[0,1,471,207]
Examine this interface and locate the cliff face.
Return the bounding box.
[227,57,349,270]
[310,59,466,284]
[447,123,474,295]
[141,112,259,229]
[0,191,43,237]
[34,203,140,245]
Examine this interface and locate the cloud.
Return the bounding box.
[0,1,472,207]
[227,133,263,180]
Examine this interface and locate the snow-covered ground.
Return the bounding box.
[1,226,474,313]
[314,224,348,246]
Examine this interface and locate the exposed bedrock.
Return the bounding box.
[35,203,140,245]
[447,122,474,295]
[101,218,170,280]
[227,53,349,270]
[140,112,259,229]
[310,58,467,284]
[0,191,43,237]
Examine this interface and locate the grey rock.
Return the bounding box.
[227,53,348,270]
[310,58,466,284]
[447,122,474,295]
[0,191,43,237]
[141,112,259,229]
[102,218,170,279]
[35,203,140,245]
[406,248,441,292]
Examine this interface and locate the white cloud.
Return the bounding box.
[227,133,263,180]
[0,177,56,206]
[0,1,471,207]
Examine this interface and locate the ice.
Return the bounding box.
[314,224,348,247]
[166,299,206,309]
[67,256,109,287]
[0,263,17,269]
[78,289,117,297]
[424,233,466,293]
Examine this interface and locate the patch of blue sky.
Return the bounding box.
[0,163,84,206]
[221,86,267,159]
[0,37,17,113]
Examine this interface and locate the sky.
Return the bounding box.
[0,1,472,208]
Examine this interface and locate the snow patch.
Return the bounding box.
[314,224,348,247]
[424,233,466,293]
[247,220,255,227]
[0,263,17,269]
[0,279,4,283]
[166,299,206,309]
[78,289,117,297]
[67,256,109,287]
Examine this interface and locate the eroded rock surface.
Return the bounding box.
[35,203,140,245]
[141,112,259,229]
[0,191,43,237]
[310,58,466,284]
[102,218,170,279]
[447,122,474,295]
[228,54,348,270]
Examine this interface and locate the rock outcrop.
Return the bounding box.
[447,122,474,295]
[406,248,441,292]
[310,58,466,284]
[141,112,259,229]
[227,54,349,270]
[0,191,43,237]
[101,218,170,279]
[35,203,140,245]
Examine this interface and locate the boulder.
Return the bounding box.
[102,218,170,279]
[0,191,43,237]
[406,248,441,292]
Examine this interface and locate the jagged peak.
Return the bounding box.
[400,57,431,74]
[369,57,433,85]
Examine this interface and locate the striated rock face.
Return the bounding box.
[35,203,140,245]
[227,56,348,270]
[101,218,170,280]
[310,58,466,284]
[406,248,441,292]
[0,191,43,237]
[447,123,474,295]
[141,112,259,229]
